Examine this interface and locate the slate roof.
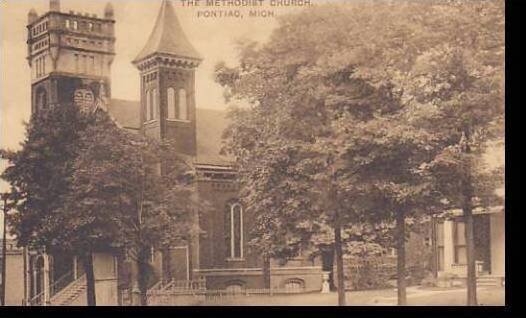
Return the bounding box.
[107,98,232,166]
[133,0,202,63]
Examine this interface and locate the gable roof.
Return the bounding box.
[107,98,232,165]
[133,0,202,64]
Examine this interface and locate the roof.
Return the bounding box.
[133,0,202,63]
[107,99,141,129]
[107,98,233,165]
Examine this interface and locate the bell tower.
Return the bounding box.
[27,0,116,114]
[133,0,202,156]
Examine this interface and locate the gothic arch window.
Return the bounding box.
[146,89,152,121]
[36,88,48,111]
[167,87,176,119]
[152,88,158,120]
[225,202,243,259]
[178,89,188,120]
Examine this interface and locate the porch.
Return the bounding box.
[433,206,504,286]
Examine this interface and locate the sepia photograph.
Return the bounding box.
[0,0,504,307]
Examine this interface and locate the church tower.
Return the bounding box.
[133,0,202,156]
[27,0,116,114]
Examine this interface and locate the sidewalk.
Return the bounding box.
[361,286,505,306]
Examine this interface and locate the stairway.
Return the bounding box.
[477,275,503,287]
[50,275,87,305]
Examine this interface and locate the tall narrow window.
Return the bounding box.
[454,220,467,264]
[65,19,70,28]
[167,87,176,119]
[146,90,152,121]
[178,89,188,120]
[225,203,243,259]
[72,20,78,30]
[74,54,79,73]
[436,221,445,271]
[36,88,48,111]
[152,88,158,119]
[82,55,87,74]
[90,56,95,74]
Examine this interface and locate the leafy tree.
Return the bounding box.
[217,0,503,306]
[1,103,98,304]
[2,105,202,305]
[62,111,202,305]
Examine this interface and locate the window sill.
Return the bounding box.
[144,119,158,125]
[166,118,191,123]
[226,258,245,262]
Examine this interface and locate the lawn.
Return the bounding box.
[196,286,505,306]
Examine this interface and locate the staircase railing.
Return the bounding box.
[28,289,46,306]
[50,270,75,297]
[50,274,86,304]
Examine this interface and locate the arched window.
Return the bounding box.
[152,88,158,119]
[36,88,48,111]
[224,282,244,294]
[167,87,176,119]
[225,202,243,259]
[146,90,152,121]
[283,278,305,292]
[178,89,188,120]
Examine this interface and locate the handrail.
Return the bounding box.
[49,274,86,303]
[28,289,46,306]
[50,270,74,297]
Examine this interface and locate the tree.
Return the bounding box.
[215,4,421,305]
[1,103,97,304]
[63,111,202,305]
[217,0,503,306]
[2,105,202,306]
[405,3,504,304]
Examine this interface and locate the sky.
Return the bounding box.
[0,0,320,152]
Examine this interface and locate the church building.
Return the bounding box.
[3,0,324,305]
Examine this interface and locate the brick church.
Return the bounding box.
[3,0,324,305]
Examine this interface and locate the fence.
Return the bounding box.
[146,279,307,305]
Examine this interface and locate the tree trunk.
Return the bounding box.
[334,211,346,306]
[460,131,477,306]
[396,210,407,305]
[1,199,7,306]
[81,252,96,306]
[463,188,477,305]
[262,254,271,289]
[137,247,149,306]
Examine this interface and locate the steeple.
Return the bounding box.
[133,0,202,64]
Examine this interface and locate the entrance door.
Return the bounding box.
[474,215,491,273]
[166,246,189,281]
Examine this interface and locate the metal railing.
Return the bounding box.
[148,278,207,294]
[28,289,46,306]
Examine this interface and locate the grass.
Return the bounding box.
[194,286,505,306]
